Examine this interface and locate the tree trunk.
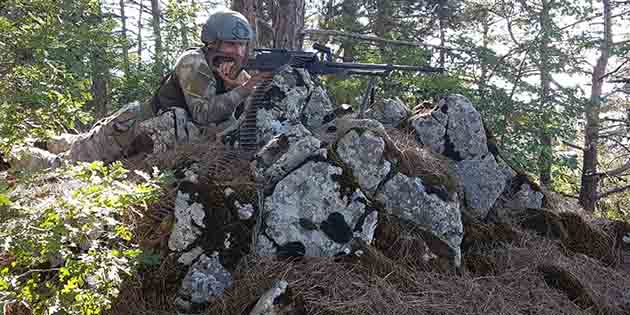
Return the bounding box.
[478,10,489,102]
[373,0,393,50]
[179,0,189,49]
[88,7,111,118]
[119,0,130,104]
[579,0,612,211]
[340,0,361,62]
[537,0,553,187]
[271,0,305,49]
[137,0,143,67]
[89,60,110,117]
[150,0,162,74]
[437,0,447,68]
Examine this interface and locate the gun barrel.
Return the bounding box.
[242,48,445,76]
[308,61,444,76]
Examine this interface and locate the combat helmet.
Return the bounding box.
[201,9,254,44]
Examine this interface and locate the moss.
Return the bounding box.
[397,148,458,201]
[416,172,458,200]
[327,142,361,200]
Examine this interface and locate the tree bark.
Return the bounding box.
[88,6,111,118]
[537,0,553,187]
[137,0,143,67]
[119,0,130,104]
[373,0,394,58]
[479,10,490,102]
[437,0,447,68]
[340,0,361,62]
[580,0,612,211]
[150,0,162,74]
[271,0,305,49]
[179,0,189,49]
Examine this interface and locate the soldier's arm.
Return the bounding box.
[175,54,251,125]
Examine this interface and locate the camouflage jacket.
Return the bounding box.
[169,47,251,126]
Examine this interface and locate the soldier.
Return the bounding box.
[63,9,272,163]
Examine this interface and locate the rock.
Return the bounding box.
[442,95,488,160]
[355,210,378,245]
[257,124,312,168]
[334,118,386,139]
[365,98,410,128]
[178,247,204,266]
[302,86,335,130]
[501,183,544,209]
[168,191,205,252]
[176,253,232,313]
[283,87,309,123]
[249,280,289,315]
[454,154,506,219]
[182,163,201,184]
[336,129,391,194]
[262,161,368,256]
[46,133,79,154]
[375,173,463,266]
[273,68,301,93]
[258,125,323,192]
[256,108,286,146]
[238,203,254,220]
[410,111,447,154]
[139,107,202,154]
[255,234,277,257]
[255,70,311,144]
[8,146,63,172]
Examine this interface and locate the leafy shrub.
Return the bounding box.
[0,161,165,315]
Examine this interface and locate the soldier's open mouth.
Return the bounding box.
[211,54,237,67]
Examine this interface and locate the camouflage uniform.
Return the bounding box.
[64,47,252,163]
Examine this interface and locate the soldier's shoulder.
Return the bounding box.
[174,48,208,68]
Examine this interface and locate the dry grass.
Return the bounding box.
[373,213,453,271]
[559,212,621,267]
[201,217,630,315]
[109,255,184,315]
[208,245,585,315]
[122,139,255,187]
[385,127,457,196]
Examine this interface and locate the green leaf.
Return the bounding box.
[0,194,11,207]
[137,251,161,266]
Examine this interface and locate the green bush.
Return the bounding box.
[0,161,165,315]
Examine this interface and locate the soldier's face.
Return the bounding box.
[218,41,247,60]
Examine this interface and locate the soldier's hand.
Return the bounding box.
[243,71,274,90]
[215,61,241,89]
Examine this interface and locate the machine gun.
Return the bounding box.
[240,43,444,121]
[234,43,446,155]
[243,43,444,77]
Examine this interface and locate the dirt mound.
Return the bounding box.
[461,216,630,315]
[198,215,630,315]
[488,208,625,267]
